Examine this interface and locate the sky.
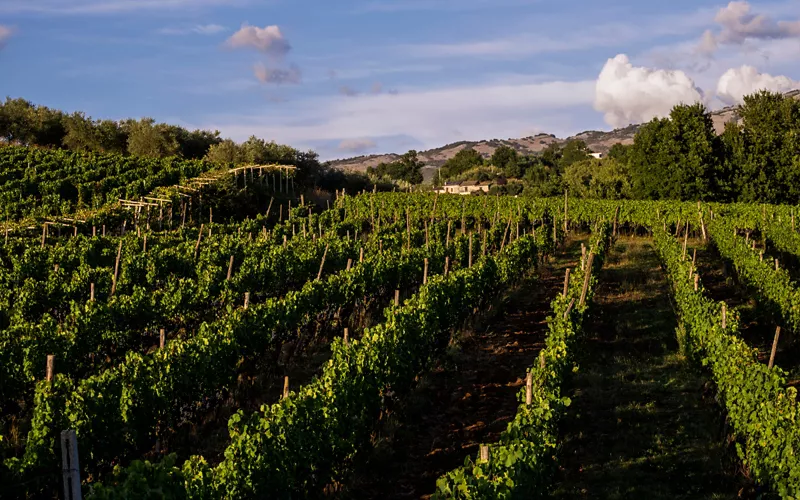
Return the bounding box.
[0,0,799,161]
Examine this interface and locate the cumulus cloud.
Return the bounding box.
[698,1,800,55]
[717,65,799,105]
[0,25,13,47]
[254,63,302,85]
[339,138,377,153]
[226,24,291,59]
[594,54,705,128]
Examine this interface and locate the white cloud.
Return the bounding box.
[339,138,377,153]
[225,24,290,59]
[254,63,301,84]
[698,1,800,55]
[0,25,12,47]
[594,54,705,128]
[717,65,799,104]
[159,24,226,36]
[199,78,596,156]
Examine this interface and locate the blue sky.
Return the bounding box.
[1,0,799,160]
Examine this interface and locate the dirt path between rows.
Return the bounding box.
[552,237,755,499]
[342,238,584,499]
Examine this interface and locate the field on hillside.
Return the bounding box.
[2,150,800,499]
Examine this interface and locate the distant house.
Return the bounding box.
[589,152,604,159]
[435,177,507,195]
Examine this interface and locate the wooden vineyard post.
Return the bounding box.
[444,256,450,276]
[90,283,95,301]
[46,355,55,381]
[406,210,411,250]
[60,429,82,500]
[563,189,568,233]
[194,224,205,260]
[425,221,429,250]
[111,240,122,296]
[775,259,780,271]
[468,234,473,268]
[159,328,166,349]
[694,274,699,291]
[279,204,283,222]
[395,290,400,306]
[563,269,571,298]
[345,258,352,271]
[482,229,487,258]
[359,247,364,263]
[682,226,689,261]
[479,445,489,463]
[699,211,707,242]
[92,226,96,237]
[722,304,727,329]
[316,244,329,281]
[446,221,451,247]
[41,224,47,248]
[579,254,594,306]
[227,256,234,281]
[423,258,429,285]
[768,327,782,369]
[143,234,147,253]
[283,376,290,399]
[564,298,576,319]
[343,328,349,346]
[244,292,250,309]
[693,248,697,266]
[265,197,274,220]
[283,235,288,248]
[525,371,533,405]
[581,244,586,270]
[102,224,106,237]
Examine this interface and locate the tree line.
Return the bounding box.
[425,90,800,204]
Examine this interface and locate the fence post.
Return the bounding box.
[768,327,781,369]
[60,429,82,500]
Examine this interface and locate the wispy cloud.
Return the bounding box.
[339,138,377,153]
[159,24,226,36]
[0,0,249,15]
[398,9,715,59]
[254,62,302,84]
[200,77,596,155]
[697,1,800,55]
[0,25,13,47]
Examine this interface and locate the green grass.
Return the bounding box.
[551,238,750,499]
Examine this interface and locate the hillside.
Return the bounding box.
[327,90,800,176]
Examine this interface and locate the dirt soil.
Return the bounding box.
[342,238,584,499]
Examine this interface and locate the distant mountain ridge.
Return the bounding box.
[327,89,800,178]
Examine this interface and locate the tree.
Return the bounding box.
[491,145,517,169]
[205,139,243,165]
[563,158,631,199]
[733,90,800,203]
[440,148,483,179]
[126,118,180,158]
[368,150,424,185]
[62,112,101,152]
[559,140,589,169]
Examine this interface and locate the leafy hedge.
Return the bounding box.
[432,222,612,499]
[653,225,800,498]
